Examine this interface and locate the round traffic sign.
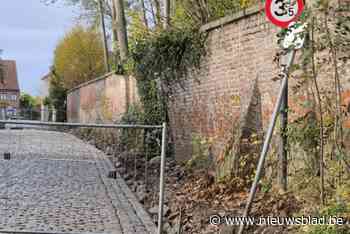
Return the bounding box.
[265,0,304,28]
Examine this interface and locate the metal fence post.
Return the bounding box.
[157,122,167,234]
[52,109,57,122]
[40,107,45,122]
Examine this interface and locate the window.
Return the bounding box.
[0,94,16,101]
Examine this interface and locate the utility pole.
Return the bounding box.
[98,0,110,72]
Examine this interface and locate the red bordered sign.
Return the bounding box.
[265,0,304,28]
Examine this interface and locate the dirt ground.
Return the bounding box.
[113,154,302,234]
[70,129,305,234]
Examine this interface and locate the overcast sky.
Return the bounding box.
[0,0,79,95]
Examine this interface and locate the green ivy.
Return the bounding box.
[130,28,206,125]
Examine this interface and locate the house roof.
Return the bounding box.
[0,60,20,91]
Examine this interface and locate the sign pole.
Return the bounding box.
[237,49,296,234]
[237,17,307,232]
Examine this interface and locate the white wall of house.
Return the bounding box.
[40,77,50,99]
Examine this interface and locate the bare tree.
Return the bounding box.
[108,1,119,68]
[42,0,113,20]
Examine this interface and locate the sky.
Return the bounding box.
[0,0,79,96]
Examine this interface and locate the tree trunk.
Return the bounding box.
[98,0,110,72]
[113,0,129,62]
[153,0,162,27]
[311,17,325,205]
[140,0,149,28]
[149,0,157,26]
[111,0,119,63]
[164,0,170,29]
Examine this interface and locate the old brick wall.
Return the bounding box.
[168,5,350,172]
[168,7,279,164]
[67,73,139,123]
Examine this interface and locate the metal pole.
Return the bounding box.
[237,49,296,234]
[98,0,110,72]
[157,122,167,234]
[0,119,163,129]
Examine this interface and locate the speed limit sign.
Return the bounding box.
[265,0,304,28]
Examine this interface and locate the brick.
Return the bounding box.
[169,3,350,177]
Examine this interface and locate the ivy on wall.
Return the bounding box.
[130,28,207,125]
[271,0,350,225]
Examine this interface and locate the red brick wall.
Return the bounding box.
[67,73,139,123]
[168,7,279,162]
[168,6,350,165]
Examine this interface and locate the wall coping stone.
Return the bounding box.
[200,5,263,32]
[68,6,262,95]
[68,71,123,94]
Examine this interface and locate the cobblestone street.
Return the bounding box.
[0,129,156,234]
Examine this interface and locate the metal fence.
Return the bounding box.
[0,108,67,122]
[0,120,167,234]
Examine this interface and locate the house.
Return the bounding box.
[0,60,20,117]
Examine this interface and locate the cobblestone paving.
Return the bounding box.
[0,129,156,234]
